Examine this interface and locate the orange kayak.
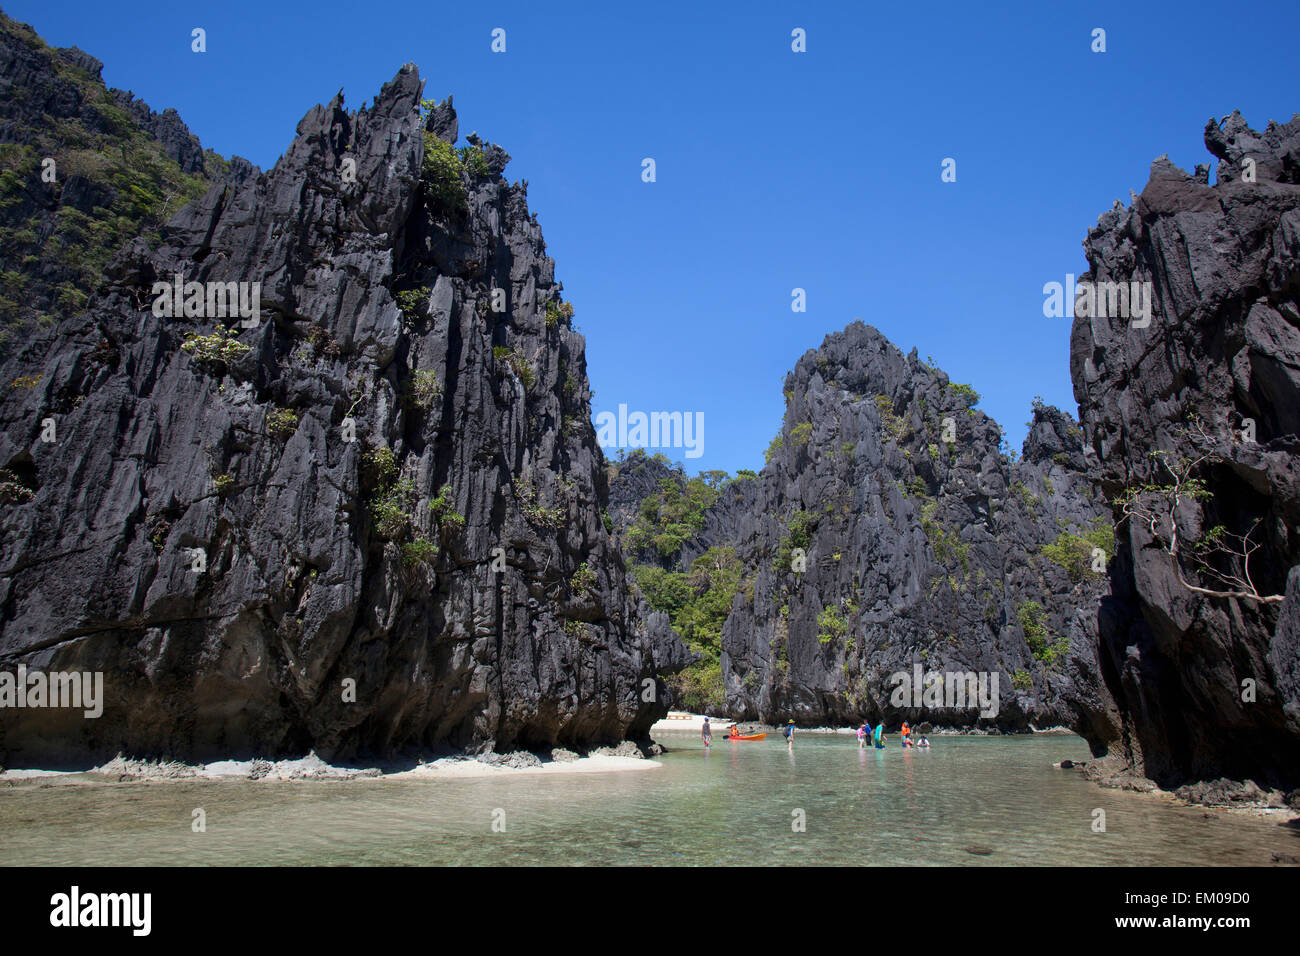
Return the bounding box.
[725,733,767,741]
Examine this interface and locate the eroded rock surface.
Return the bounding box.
[614,322,1122,737]
[1071,112,1300,790]
[0,60,685,765]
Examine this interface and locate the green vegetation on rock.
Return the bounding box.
[266,407,298,439]
[0,13,226,350]
[632,545,742,714]
[817,601,856,645]
[1039,516,1115,581]
[493,346,534,391]
[774,509,816,573]
[1017,599,1068,665]
[624,470,722,561]
[874,394,909,442]
[422,134,467,212]
[180,328,251,368]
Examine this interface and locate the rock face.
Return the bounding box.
[614,322,1122,737]
[1070,112,1300,790]
[0,11,236,358]
[0,55,685,764]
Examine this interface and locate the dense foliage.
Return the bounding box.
[633,546,742,713]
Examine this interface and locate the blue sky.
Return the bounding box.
[10,0,1300,474]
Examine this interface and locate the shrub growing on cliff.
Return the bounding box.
[459,144,489,178]
[545,300,574,329]
[817,603,853,645]
[362,445,398,487]
[395,287,430,320]
[765,431,784,463]
[371,478,416,540]
[493,346,534,391]
[400,536,438,566]
[631,564,691,616]
[874,395,908,442]
[790,422,813,445]
[422,134,467,212]
[427,484,464,534]
[948,382,980,408]
[773,510,816,573]
[1017,600,1067,664]
[920,500,969,570]
[1114,434,1285,605]
[570,562,596,595]
[181,328,251,367]
[405,369,441,411]
[516,477,565,528]
[1040,517,1114,581]
[1011,481,1041,510]
[0,468,34,504]
[266,407,298,439]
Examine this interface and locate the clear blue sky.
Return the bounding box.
[9,0,1299,474]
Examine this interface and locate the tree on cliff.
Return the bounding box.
[1114,419,1284,605]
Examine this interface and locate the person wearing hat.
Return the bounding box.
[783,719,795,748]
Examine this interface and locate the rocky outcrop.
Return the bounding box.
[716,324,1119,733]
[0,53,685,764]
[1070,112,1300,791]
[105,89,208,176]
[0,11,236,359]
[614,322,1122,735]
[607,449,758,573]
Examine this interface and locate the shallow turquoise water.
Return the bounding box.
[0,734,1293,865]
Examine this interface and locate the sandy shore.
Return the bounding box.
[388,755,660,780]
[0,748,662,785]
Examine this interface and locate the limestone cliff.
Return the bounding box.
[0,41,685,764]
[1071,112,1300,791]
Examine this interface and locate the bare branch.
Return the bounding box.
[1111,421,1283,605]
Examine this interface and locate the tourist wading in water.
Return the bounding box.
[701,717,711,748]
[783,720,795,748]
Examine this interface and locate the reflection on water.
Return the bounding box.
[0,735,1294,865]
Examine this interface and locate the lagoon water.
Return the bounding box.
[0,734,1293,866]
